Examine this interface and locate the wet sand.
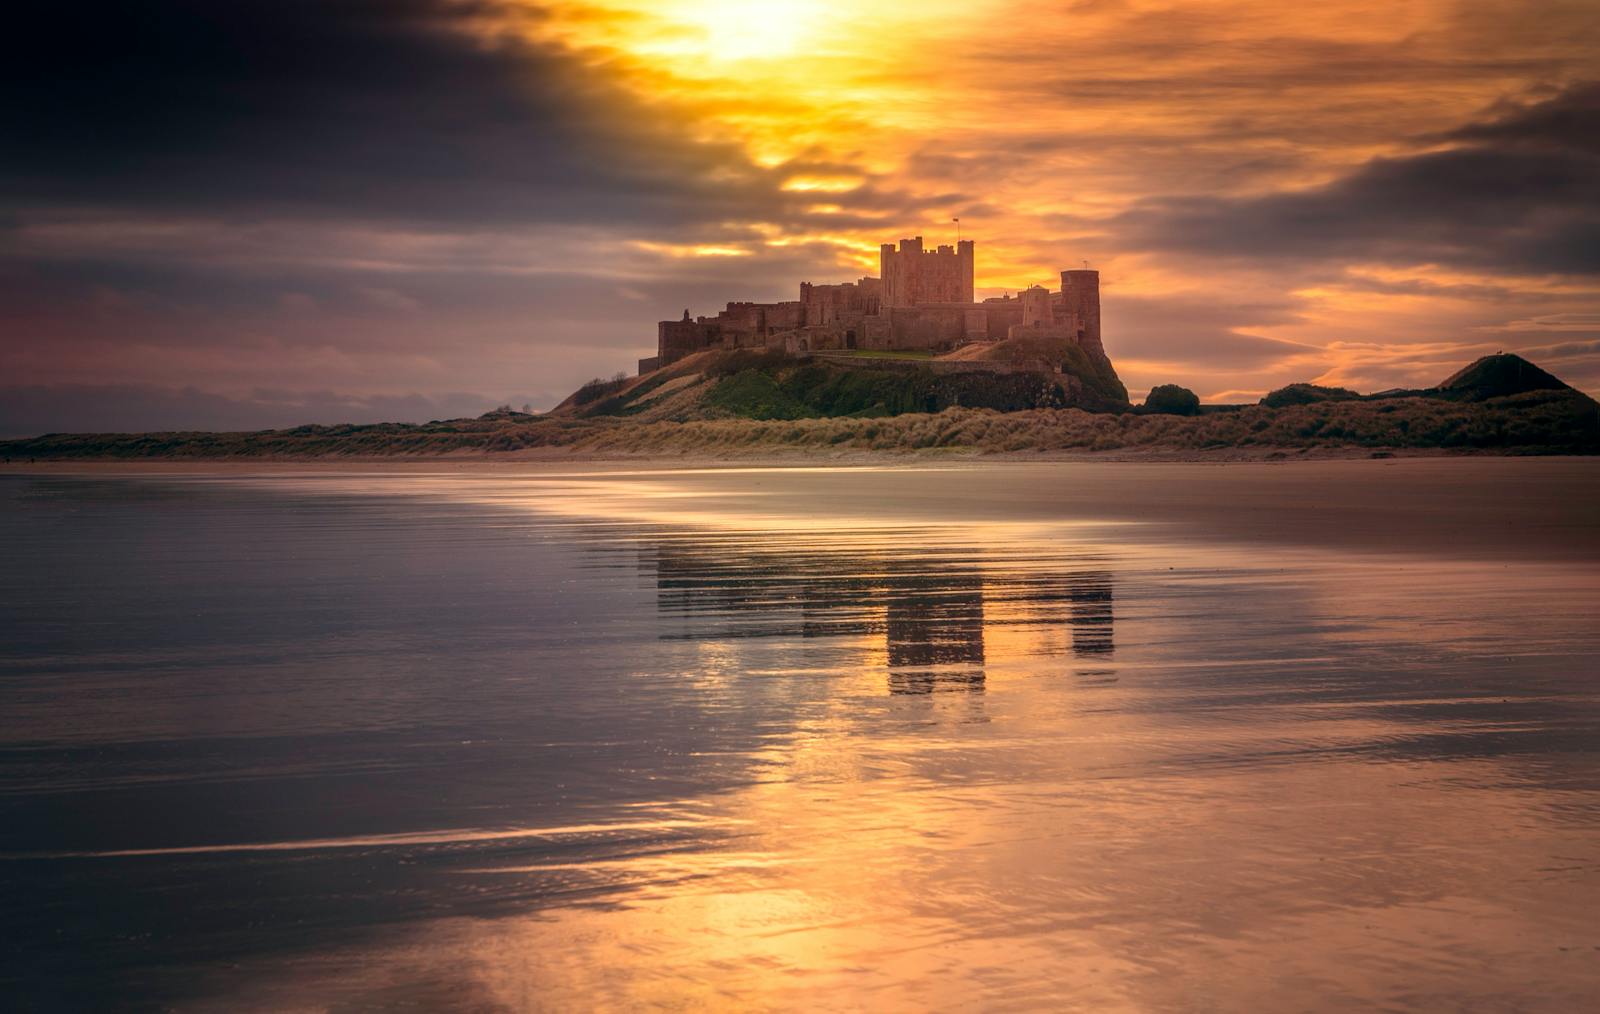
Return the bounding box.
[2,458,1598,1010]
[8,455,1598,562]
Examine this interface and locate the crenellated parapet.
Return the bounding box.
[879,237,974,307]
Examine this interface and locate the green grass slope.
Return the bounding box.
[573,348,1127,422]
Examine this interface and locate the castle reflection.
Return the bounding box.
[884,566,986,694]
[1069,574,1114,657]
[641,532,1114,694]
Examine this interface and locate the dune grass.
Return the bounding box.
[5,389,1596,459]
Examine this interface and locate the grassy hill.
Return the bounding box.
[552,344,1129,423]
[1436,353,1573,399]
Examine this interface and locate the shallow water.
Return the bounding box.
[2,460,1598,1011]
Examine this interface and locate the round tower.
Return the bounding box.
[1060,269,1102,358]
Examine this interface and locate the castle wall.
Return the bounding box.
[881,304,967,349]
[765,301,805,332]
[1006,323,1073,342]
[718,302,762,334]
[873,301,1022,350]
[716,300,802,338]
[801,277,881,326]
[809,351,1050,376]
[964,307,989,341]
[976,301,1025,338]
[658,317,715,365]
[653,299,799,367]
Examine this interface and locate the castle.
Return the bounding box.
[638,237,1105,374]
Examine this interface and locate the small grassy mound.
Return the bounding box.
[1262,383,1361,408]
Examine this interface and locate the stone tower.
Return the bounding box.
[1020,285,1053,328]
[1060,269,1102,358]
[880,237,975,307]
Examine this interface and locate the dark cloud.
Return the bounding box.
[0,0,948,434]
[0,235,853,353]
[1111,82,1600,275]
[0,385,521,439]
[0,233,869,436]
[1444,83,1600,154]
[0,0,795,229]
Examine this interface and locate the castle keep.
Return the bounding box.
[638,237,1105,373]
[880,236,974,306]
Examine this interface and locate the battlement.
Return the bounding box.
[880,237,974,307]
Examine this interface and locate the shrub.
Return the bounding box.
[1143,384,1201,416]
[1261,383,1360,408]
[574,376,627,406]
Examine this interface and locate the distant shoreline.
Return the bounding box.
[5,385,1597,463]
[4,446,1599,475]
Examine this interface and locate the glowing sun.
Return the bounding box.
[651,0,825,62]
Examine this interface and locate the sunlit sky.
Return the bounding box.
[3,0,1597,432]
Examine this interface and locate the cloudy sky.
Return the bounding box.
[3,0,1598,434]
